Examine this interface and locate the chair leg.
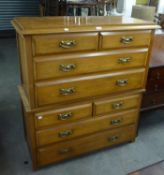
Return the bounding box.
[76,7,81,16]
[88,7,91,16]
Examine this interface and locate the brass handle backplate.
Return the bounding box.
[116,79,128,87]
[58,112,73,121]
[58,130,73,138]
[108,135,119,142]
[59,64,76,72]
[110,119,122,125]
[118,57,132,64]
[59,147,73,154]
[112,101,123,109]
[120,36,133,44]
[59,88,75,96]
[59,40,76,49]
[156,72,160,80]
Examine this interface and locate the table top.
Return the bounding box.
[149,29,164,68]
[12,16,159,35]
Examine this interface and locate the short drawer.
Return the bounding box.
[146,79,164,92]
[35,69,145,107]
[35,103,92,129]
[36,109,138,146]
[37,125,136,167]
[32,33,98,56]
[100,30,151,50]
[142,92,164,109]
[34,48,148,80]
[148,67,164,80]
[94,94,141,116]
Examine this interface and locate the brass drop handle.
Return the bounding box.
[156,72,160,80]
[58,130,73,138]
[152,99,156,105]
[110,119,122,125]
[154,84,158,91]
[59,40,76,49]
[58,112,73,121]
[59,147,73,154]
[120,36,133,44]
[59,88,75,96]
[112,101,123,109]
[59,64,76,72]
[108,135,119,142]
[116,79,128,87]
[118,57,132,64]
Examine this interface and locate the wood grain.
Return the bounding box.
[35,102,92,129]
[12,16,157,169]
[35,69,145,106]
[34,48,148,81]
[94,94,141,116]
[101,30,151,49]
[36,109,138,146]
[37,125,136,167]
[11,16,159,35]
[32,32,98,56]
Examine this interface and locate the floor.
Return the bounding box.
[0,38,164,175]
[128,160,164,175]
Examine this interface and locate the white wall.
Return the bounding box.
[158,0,164,14]
[124,0,136,17]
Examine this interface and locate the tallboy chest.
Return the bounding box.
[12,16,158,169]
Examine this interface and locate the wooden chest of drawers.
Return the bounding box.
[142,29,164,110]
[12,16,158,169]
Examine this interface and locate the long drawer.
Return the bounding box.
[100,30,151,49]
[146,79,164,92]
[34,49,148,80]
[94,94,141,116]
[35,69,145,106]
[35,102,92,129]
[37,125,136,167]
[142,92,164,109]
[32,32,98,56]
[36,109,138,146]
[148,67,164,80]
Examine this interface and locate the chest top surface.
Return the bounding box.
[12,16,159,35]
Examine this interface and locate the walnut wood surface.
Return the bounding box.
[32,32,99,56]
[141,29,164,110]
[12,16,157,169]
[35,69,145,107]
[101,30,151,49]
[38,125,136,167]
[94,94,141,116]
[142,91,164,109]
[35,102,92,129]
[149,29,164,68]
[34,48,148,81]
[36,109,138,146]
[12,16,159,35]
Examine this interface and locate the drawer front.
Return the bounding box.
[148,67,164,80]
[142,92,164,108]
[101,30,151,49]
[35,103,92,128]
[36,69,145,106]
[36,109,138,146]
[32,33,98,56]
[37,125,136,167]
[34,49,148,80]
[146,79,164,92]
[94,94,141,116]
